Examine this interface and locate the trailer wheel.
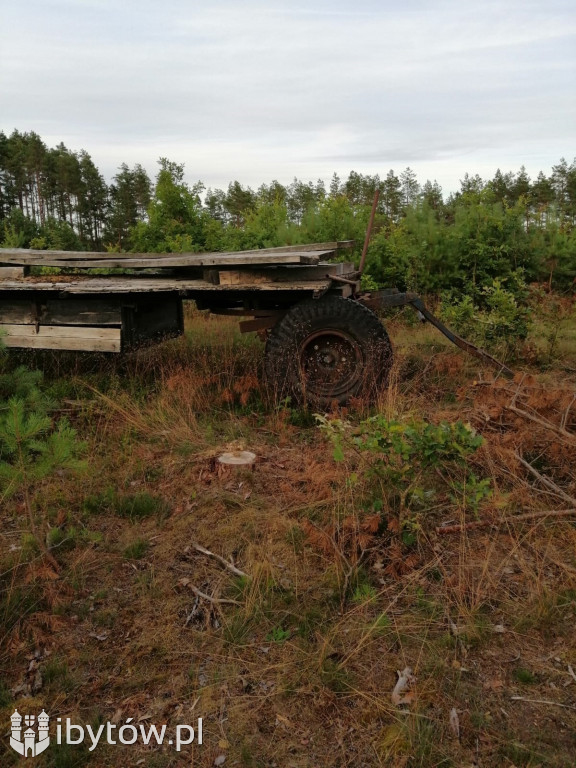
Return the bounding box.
[264,296,393,408]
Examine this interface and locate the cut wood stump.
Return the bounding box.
[217,450,257,478]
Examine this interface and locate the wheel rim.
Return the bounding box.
[298,329,364,398]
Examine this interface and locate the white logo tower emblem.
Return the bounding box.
[10,709,50,757]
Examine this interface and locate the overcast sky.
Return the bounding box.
[1,0,574,194]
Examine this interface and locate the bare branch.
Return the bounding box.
[437,508,576,535]
[505,405,576,444]
[185,583,241,606]
[189,542,248,578]
[515,453,576,507]
[510,696,576,711]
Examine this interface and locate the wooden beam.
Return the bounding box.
[0,324,120,339]
[218,271,269,286]
[0,267,27,278]
[0,301,36,324]
[0,277,333,294]
[0,241,353,263]
[1,324,121,352]
[212,262,357,285]
[0,298,123,326]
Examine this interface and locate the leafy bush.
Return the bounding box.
[440,276,531,353]
[318,414,489,523]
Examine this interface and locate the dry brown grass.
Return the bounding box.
[1,308,575,767]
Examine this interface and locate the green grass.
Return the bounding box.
[83,488,169,520]
[123,538,150,560]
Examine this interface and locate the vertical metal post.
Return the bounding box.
[359,189,379,274]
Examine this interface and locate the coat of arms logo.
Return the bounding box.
[9,709,50,757]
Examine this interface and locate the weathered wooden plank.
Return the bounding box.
[0,249,332,268]
[42,299,123,326]
[0,267,27,278]
[214,262,357,285]
[1,324,121,352]
[0,241,352,263]
[0,324,120,339]
[219,271,269,286]
[0,298,123,325]
[2,335,121,352]
[0,277,333,294]
[0,301,35,323]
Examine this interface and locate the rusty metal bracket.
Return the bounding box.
[328,273,361,287]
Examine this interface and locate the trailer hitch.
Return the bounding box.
[358,290,515,379]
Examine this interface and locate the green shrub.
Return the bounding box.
[318,414,488,520]
[440,275,531,354]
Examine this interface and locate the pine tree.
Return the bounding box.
[400,167,419,209]
[0,354,86,548]
[381,170,402,221]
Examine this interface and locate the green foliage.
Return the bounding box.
[1,129,575,294]
[265,626,291,643]
[0,347,86,546]
[41,742,92,768]
[323,414,483,470]
[0,364,47,410]
[46,526,76,551]
[440,275,531,353]
[0,679,12,707]
[30,217,83,251]
[130,159,205,252]
[318,414,488,519]
[359,272,380,291]
[351,582,377,604]
[42,656,70,685]
[0,401,85,495]
[319,656,351,693]
[123,538,150,559]
[450,473,492,515]
[513,667,537,684]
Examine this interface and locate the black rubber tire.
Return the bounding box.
[264,295,393,408]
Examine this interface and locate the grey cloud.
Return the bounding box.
[1,0,574,192]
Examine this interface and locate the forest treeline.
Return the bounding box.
[0,129,575,295]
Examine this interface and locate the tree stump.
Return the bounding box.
[217,450,257,479]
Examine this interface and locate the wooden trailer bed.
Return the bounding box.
[0,242,359,353]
